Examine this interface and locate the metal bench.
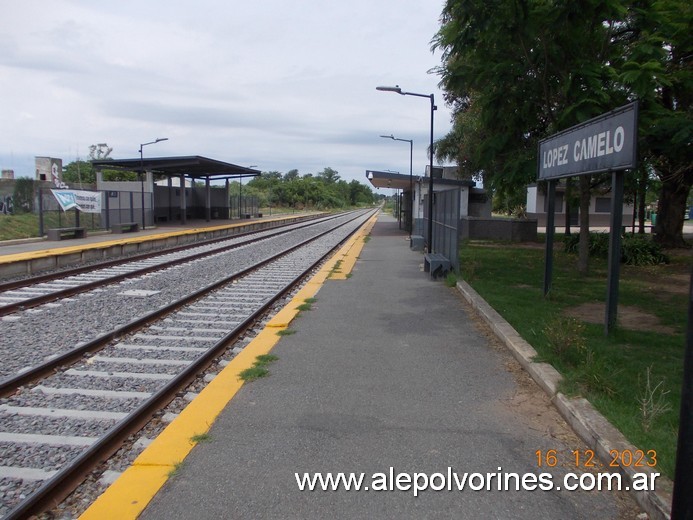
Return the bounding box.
[47,227,87,241]
[111,222,140,234]
[423,252,451,280]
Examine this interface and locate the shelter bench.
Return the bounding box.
[47,227,87,241]
[111,222,140,234]
[424,252,451,280]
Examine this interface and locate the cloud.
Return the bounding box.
[0,0,452,185]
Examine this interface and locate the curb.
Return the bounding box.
[456,280,672,520]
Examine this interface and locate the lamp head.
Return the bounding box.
[379,134,395,140]
[155,138,169,143]
[376,85,402,94]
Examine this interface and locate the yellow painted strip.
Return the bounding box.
[329,213,377,280]
[79,465,171,520]
[79,211,377,520]
[0,214,316,265]
[80,327,284,520]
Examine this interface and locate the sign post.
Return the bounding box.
[537,101,638,334]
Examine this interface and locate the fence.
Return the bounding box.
[422,188,461,273]
[38,188,152,235]
[229,196,260,218]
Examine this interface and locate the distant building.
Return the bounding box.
[1,170,14,180]
[35,157,65,187]
[526,183,634,227]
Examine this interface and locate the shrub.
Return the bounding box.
[563,232,668,266]
[621,236,669,266]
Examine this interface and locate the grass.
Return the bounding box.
[444,272,458,287]
[459,239,688,478]
[296,298,316,312]
[168,461,184,478]
[0,213,40,240]
[328,260,343,278]
[238,366,269,381]
[276,328,296,336]
[238,354,279,382]
[0,211,103,240]
[190,432,211,444]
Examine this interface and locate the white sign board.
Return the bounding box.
[51,189,103,213]
[538,102,638,180]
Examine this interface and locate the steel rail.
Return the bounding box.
[0,213,337,317]
[0,214,322,291]
[0,210,367,397]
[3,208,375,520]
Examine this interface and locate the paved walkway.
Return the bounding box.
[120,214,636,519]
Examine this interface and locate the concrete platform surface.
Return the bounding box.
[136,214,638,520]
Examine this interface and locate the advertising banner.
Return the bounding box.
[51,189,103,213]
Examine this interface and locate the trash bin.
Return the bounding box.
[651,213,656,226]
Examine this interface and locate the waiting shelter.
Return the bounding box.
[92,156,260,227]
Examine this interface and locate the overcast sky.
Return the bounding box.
[0,0,453,189]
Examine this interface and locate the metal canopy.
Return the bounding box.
[365,170,411,190]
[365,169,475,190]
[91,155,260,180]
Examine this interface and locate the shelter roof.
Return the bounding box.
[365,169,475,190]
[365,170,413,190]
[91,156,260,180]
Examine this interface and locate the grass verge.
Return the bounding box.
[459,239,687,478]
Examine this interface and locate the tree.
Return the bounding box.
[62,160,95,185]
[433,0,627,273]
[615,0,692,247]
[433,0,692,250]
[13,178,35,213]
[317,167,341,184]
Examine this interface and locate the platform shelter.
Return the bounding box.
[92,156,260,227]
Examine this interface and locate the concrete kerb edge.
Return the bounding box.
[455,279,672,520]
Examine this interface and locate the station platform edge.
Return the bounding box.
[78,212,378,519]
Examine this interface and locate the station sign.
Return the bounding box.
[538,102,638,180]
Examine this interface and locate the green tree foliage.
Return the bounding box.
[433,0,692,247]
[62,160,96,185]
[246,168,376,209]
[12,177,35,213]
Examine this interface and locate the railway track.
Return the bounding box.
[0,213,335,317]
[0,208,376,519]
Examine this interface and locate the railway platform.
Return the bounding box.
[0,214,317,279]
[81,213,644,519]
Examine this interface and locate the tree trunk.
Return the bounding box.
[578,175,591,275]
[637,168,647,234]
[654,172,692,248]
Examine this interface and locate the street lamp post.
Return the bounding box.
[377,85,436,252]
[139,137,168,230]
[380,134,413,234]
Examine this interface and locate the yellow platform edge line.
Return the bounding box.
[329,213,377,280]
[0,214,316,265]
[78,212,377,520]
